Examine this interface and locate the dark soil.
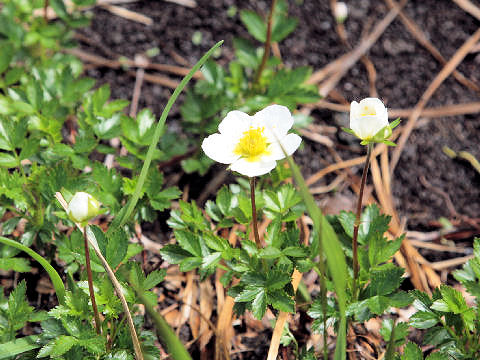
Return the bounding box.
[76,1,480,357]
[79,0,480,231]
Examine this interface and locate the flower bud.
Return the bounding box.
[350,97,390,142]
[67,192,100,224]
[334,2,348,23]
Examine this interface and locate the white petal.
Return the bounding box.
[360,97,385,109]
[350,101,360,118]
[218,110,252,138]
[265,133,302,161]
[351,115,388,139]
[230,158,277,177]
[253,104,293,142]
[68,192,89,222]
[201,133,240,164]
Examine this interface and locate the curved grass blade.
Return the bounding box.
[0,335,41,359]
[0,236,66,305]
[283,156,348,360]
[111,40,224,231]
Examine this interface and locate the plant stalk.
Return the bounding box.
[253,0,277,86]
[250,177,261,248]
[352,143,373,300]
[84,226,102,335]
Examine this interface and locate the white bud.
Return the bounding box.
[350,98,389,141]
[334,2,348,23]
[67,192,100,223]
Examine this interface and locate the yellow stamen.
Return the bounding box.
[360,105,376,116]
[234,127,270,162]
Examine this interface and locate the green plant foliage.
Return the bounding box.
[178,0,318,175]
[161,178,312,320]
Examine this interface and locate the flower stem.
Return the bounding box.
[352,143,372,301]
[250,177,261,248]
[84,225,102,335]
[253,0,277,86]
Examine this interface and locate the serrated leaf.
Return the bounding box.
[160,244,191,264]
[179,256,202,271]
[240,10,266,42]
[367,263,404,296]
[252,289,267,319]
[106,228,128,269]
[401,342,422,360]
[235,286,262,302]
[438,284,468,314]
[174,229,202,257]
[202,252,222,269]
[143,269,166,290]
[266,271,291,290]
[410,311,439,329]
[270,290,295,313]
[0,257,30,272]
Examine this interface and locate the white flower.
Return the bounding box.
[350,97,389,141]
[201,104,302,177]
[67,192,100,223]
[334,2,348,23]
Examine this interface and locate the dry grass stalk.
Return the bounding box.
[315,100,480,118]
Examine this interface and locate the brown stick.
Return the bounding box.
[314,100,480,119]
[253,0,277,86]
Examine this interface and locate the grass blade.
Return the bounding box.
[0,335,41,359]
[284,156,348,360]
[0,236,65,305]
[111,40,224,231]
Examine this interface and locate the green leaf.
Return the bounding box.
[179,257,202,271]
[174,230,201,257]
[366,295,390,315]
[240,10,266,42]
[38,335,78,358]
[270,290,295,313]
[0,257,30,272]
[367,263,404,296]
[0,335,41,359]
[0,42,13,74]
[106,228,129,269]
[259,246,282,259]
[235,286,262,302]
[252,289,267,319]
[266,271,291,290]
[409,311,439,329]
[160,244,191,264]
[438,284,469,314]
[87,225,107,258]
[144,269,166,290]
[202,252,222,269]
[401,342,422,360]
[271,17,298,42]
[0,152,17,168]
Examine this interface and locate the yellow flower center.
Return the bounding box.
[234,127,270,162]
[360,104,376,116]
